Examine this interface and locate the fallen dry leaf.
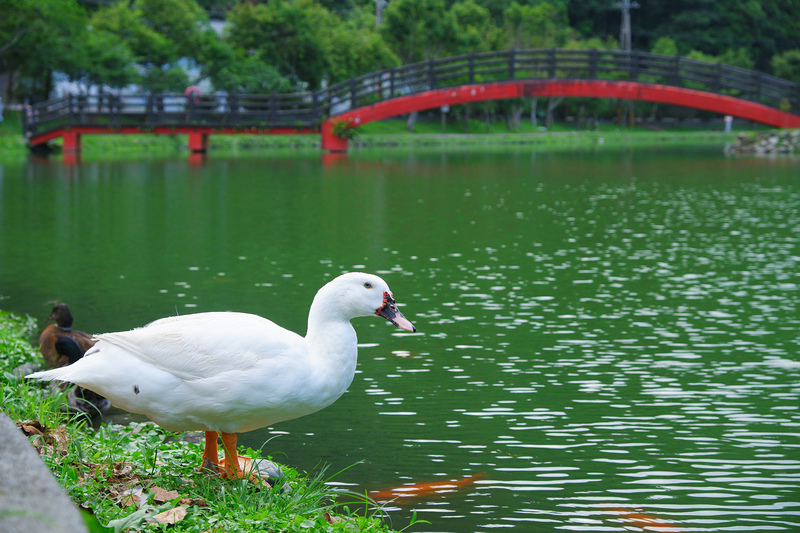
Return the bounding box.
[323,512,344,524]
[150,486,181,503]
[112,485,147,508]
[17,420,45,436]
[113,462,135,477]
[16,420,69,456]
[153,506,187,525]
[180,497,208,507]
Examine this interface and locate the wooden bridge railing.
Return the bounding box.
[23,91,321,137]
[24,48,800,141]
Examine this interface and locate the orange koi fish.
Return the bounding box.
[608,507,679,531]
[369,473,486,503]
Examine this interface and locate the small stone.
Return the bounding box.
[253,459,291,493]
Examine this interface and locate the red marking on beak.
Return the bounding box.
[376,291,415,332]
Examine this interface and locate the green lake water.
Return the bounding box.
[1,143,798,532]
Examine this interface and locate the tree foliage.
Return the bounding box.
[89,0,223,92]
[226,0,329,89]
[61,29,139,91]
[381,0,461,62]
[771,50,800,82]
[2,0,800,103]
[316,6,401,84]
[503,1,569,49]
[212,53,291,93]
[0,0,87,100]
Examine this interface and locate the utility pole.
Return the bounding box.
[615,0,639,127]
[375,0,387,26]
[616,0,639,54]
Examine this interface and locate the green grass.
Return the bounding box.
[0,111,29,161]
[0,109,23,136]
[352,119,739,152]
[0,311,415,533]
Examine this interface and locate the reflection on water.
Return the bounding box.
[1,148,798,532]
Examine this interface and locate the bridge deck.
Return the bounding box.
[22,48,800,153]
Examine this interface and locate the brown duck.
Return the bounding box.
[39,303,95,368]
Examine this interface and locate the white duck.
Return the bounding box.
[28,272,415,479]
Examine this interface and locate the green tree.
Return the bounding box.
[90,2,176,68]
[61,29,138,91]
[0,0,88,101]
[91,0,221,92]
[636,0,800,71]
[196,0,238,18]
[685,47,753,71]
[771,49,800,82]
[502,1,568,49]
[225,0,328,89]
[381,0,470,130]
[716,48,754,71]
[498,1,570,128]
[225,1,398,89]
[212,53,292,93]
[473,0,568,26]
[567,0,800,72]
[312,5,400,84]
[450,0,496,54]
[566,0,614,41]
[380,0,458,63]
[650,37,678,57]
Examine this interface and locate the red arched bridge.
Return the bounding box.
[23,48,800,154]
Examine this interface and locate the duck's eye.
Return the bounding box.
[364,282,373,289]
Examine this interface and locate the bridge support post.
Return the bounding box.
[321,120,348,152]
[63,131,82,153]
[188,132,209,153]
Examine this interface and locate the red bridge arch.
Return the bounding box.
[322,79,800,151]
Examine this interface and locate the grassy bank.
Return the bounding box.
[0,110,29,160]
[0,109,741,161]
[0,311,407,533]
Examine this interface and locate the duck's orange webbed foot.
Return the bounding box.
[219,432,268,485]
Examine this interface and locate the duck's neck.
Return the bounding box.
[307,308,356,347]
[305,298,359,368]
[303,307,359,405]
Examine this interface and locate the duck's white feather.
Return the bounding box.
[95,312,302,382]
[27,273,413,434]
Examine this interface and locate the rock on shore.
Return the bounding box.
[725,130,800,154]
[0,414,88,533]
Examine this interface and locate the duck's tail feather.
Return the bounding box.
[26,367,75,382]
